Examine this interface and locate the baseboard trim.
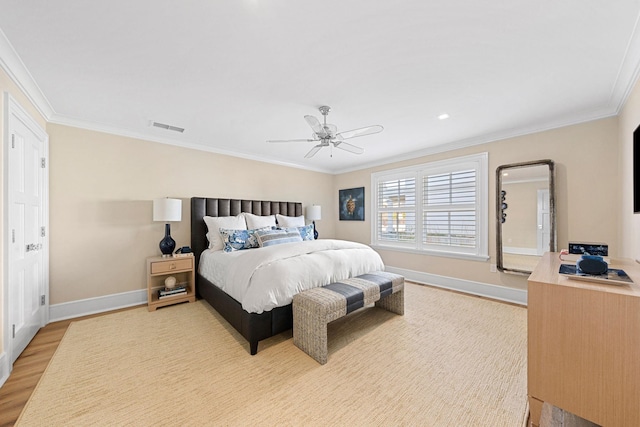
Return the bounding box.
[48,268,527,324]
[385,266,528,306]
[503,246,539,256]
[49,289,147,322]
[0,351,9,389]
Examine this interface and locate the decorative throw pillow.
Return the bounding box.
[297,224,315,241]
[255,228,303,248]
[219,227,268,252]
[242,213,277,230]
[278,225,314,241]
[203,215,247,251]
[276,214,305,228]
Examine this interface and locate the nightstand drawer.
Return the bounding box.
[150,258,193,274]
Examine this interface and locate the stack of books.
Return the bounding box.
[158,284,187,299]
[172,252,193,258]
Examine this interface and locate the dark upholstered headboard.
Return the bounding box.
[190,197,303,271]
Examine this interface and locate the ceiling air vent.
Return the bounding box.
[151,121,185,133]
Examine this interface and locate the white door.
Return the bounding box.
[537,189,550,256]
[5,94,49,364]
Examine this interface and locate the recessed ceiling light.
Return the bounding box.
[438,113,450,120]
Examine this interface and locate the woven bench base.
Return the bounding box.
[293,271,404,364]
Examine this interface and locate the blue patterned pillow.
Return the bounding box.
[255,228,303,248]
[297,224,315,241]
[219,227,268,252]
[275,225,314,241]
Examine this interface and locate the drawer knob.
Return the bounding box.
[170,263,176,270]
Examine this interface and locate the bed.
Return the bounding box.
[190,197,384,355]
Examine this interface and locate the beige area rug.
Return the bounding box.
[17,283,528,426]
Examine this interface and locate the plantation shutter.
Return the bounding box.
[423,169,477,248]
[376,176,416,243]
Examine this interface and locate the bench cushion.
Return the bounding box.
[294,271,404,321]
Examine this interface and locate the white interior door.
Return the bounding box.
[4,94,49,364]
[537,189,550,256]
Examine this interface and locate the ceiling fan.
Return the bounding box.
[267,106,383,158]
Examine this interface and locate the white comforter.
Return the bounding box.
[199,239,384,313]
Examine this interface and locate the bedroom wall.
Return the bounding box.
[47,123,335,305]
[334,116,620,291]
[619,76,640,261]
[0,68,48,356]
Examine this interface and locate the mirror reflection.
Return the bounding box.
[496,160,556,274]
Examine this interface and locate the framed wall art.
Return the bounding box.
[339,187,365,221]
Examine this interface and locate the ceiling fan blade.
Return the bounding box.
[336,125,384,140]
[304,115,323,134]
[267,139,315,143]
[305,144,323,158]
[334,140,364,155]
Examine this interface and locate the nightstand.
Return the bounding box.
[146,255,195,311]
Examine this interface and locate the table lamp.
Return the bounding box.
[306,205,321,240]
[153,198,182,256]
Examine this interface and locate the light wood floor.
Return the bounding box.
[0,306,142,427]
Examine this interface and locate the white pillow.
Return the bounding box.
[203,215,247,251]
[276,214,305,227]
[242,212,276,229]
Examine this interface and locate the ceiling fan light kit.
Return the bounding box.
[267,106,383,158]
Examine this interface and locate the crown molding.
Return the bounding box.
[48,113,334,175]
[0,27,54,120]
[610,11,640,113]
[332,106,618,175]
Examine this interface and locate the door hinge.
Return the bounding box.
[11,134,15,149]
[12,229,15,244]
[12,324,15,338]
[41,157,46,168]
[41,295,46,306]
[41,226,46,237]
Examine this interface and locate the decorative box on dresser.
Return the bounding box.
[146,255,195,311]
[527,252,640,427]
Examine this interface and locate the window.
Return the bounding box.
[371,153,488,260]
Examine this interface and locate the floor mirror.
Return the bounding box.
[496,160,556,274]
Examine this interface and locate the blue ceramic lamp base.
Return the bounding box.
[159,223,176,256]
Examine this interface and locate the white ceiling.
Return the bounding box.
[1,1,640,174]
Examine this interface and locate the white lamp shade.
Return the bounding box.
[306,205,322,221]
[153,198,182,222]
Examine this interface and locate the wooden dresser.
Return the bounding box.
[528,252,640,426]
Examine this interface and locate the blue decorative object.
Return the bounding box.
[159,223,176,255]
[297,224,315,241]
[339,187,364,221]
[220,228,265,252]
[576,255,608,275]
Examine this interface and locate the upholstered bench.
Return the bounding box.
[292,271,404,364]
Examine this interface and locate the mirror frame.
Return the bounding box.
[496,159,556,274]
